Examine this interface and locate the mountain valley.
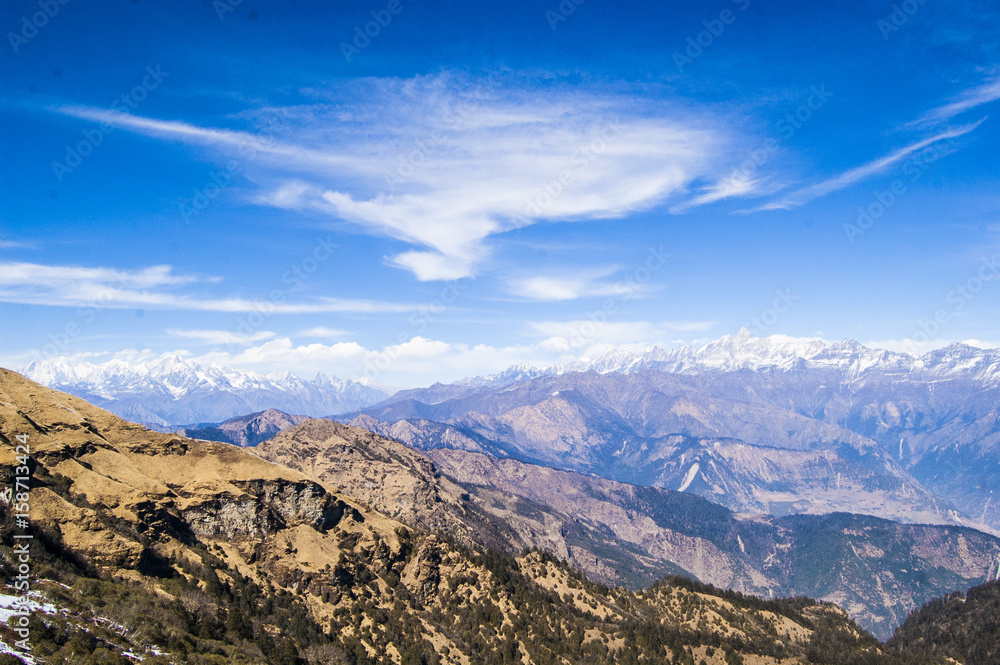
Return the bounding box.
[0,368,953,664]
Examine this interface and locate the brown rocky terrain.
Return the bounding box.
[264,417,1000,639]
[0,368,915,663]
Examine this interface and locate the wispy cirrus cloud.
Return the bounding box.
[167,328,277,345]
[530,319,716,352]
[0,262,199,288]
[50,104,360,172]
[914,74,1000,125]
[506,267,642,302]
[670,173,772,213]
[0,261,417,313]
[671,76,996,214]
[299,326,350,339]
[754,121,984,211]
[48,73,725,281]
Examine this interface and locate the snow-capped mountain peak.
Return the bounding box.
[21,357,390,426]
[455,331,1000,387]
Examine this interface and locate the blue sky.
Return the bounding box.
[2,0,999,385]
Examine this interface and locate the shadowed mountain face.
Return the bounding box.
[4,367,925,663]
[343,343,1000,534]
[174,408,309,446]
[259,418,1000,640]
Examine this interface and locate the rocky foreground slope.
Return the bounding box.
[258,419,1000,640]
[0,368,938,664]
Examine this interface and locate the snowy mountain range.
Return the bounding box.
[347,331,1000,534]
[528,328,999,384]
[19,332,1000,532]
[22,355,390,425]
[381,328,1000,406]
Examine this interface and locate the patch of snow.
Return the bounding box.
[678,462,701,492]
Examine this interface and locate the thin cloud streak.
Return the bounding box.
[507,267,632,301]
[0,261,419,313]
[50,104,360,171]
[168,328,277,345]
[914,75,1000,124]
[753,121,985,211]
[670,173,770,213]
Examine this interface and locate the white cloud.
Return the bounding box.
[507,267,632,301]
[959,338,1000,349]
[661,320,718,332]
[51,104,358,171]
[299,326,350,339]
[863,338,944,355]
[670,172,769,212]
[0,261,418,313]
[754,121,985,211]
[0,262,197,289]
[915,75,1000,125]
[153,329,707,385]
[193,335,521,382]
[51,74,724,281]
[167,328,276,345]
[528,319,715,353]
[230,338,370,365]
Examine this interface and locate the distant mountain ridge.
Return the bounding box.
[23,355,390,425]
[347,331,1000,533]
[25,332,1000,532]
[171,408,310,446]
[390,330,1000,399]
